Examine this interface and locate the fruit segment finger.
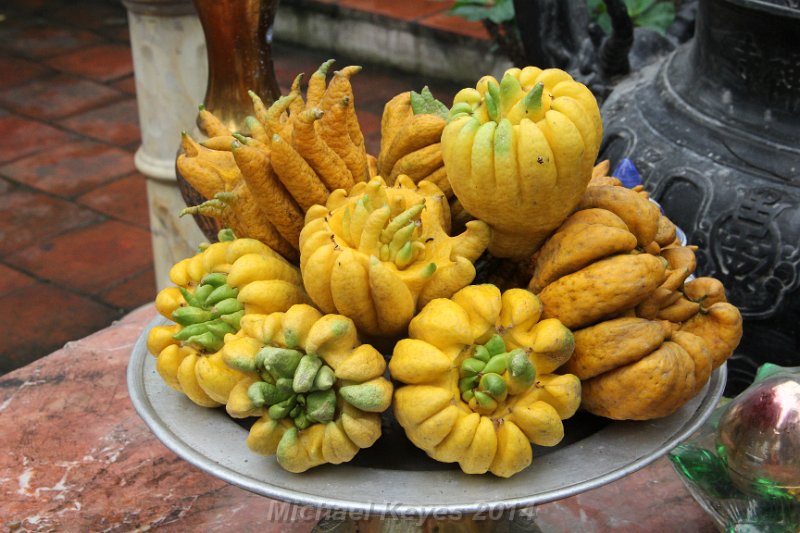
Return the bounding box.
[270,133,329,211]
[292,107,355,192]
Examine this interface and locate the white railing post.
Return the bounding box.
[121,0,207,290]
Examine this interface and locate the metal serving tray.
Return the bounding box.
[128,316,725,516]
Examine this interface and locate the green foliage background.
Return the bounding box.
[450,0,676,34]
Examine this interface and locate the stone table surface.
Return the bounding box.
[0,306,718,532]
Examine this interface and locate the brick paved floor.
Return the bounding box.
[0,0,480,373]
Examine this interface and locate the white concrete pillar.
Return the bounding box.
[121,0,208,290]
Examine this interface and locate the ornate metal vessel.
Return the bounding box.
[600,0,800,393]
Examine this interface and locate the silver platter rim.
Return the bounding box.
[128,316,725,516]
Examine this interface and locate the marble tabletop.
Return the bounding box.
[0,305,718,532]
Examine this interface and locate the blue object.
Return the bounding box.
[612,158,642,188]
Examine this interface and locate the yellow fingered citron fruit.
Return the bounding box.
[147,230,310,412]
[299,176,491,337]
[525,179,742,420]
[237,304,393,472]
[389,284,581,478]
[442,67,603,259]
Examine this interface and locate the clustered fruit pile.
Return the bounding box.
[148,60,742,478]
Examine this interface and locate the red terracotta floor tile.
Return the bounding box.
[57,98,141,147]
[273,45,332,88]
[98,266,157,310]
[111,75,137,95]
[48,1,129,33]
[4,0,65,13]
[98,24,130,46]
[0,263,37,297]
[77,172,150,228]
[350,68,461,112]
[365,131,380,161]
[0,74,123,121]
[418,10,491,40]
[3,0,49,11]
[337,0,449,21]
[355,109,381,155]
[0,56,52,91]
[5,220,154,295]
[0,188,100,256]
[349,69,415,110]
[45,44,133,83]
[0,115,77,164]
[0,23,101,59]
[0,140,136,197]
[0,282,115,374]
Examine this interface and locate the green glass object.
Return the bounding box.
[670,444,736,500]
[669,364,800,532]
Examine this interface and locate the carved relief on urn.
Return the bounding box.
[600,0,800,393]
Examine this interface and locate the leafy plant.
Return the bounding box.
[450,0,676,35]
[587,0,675,34]
[449,0,515,24]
